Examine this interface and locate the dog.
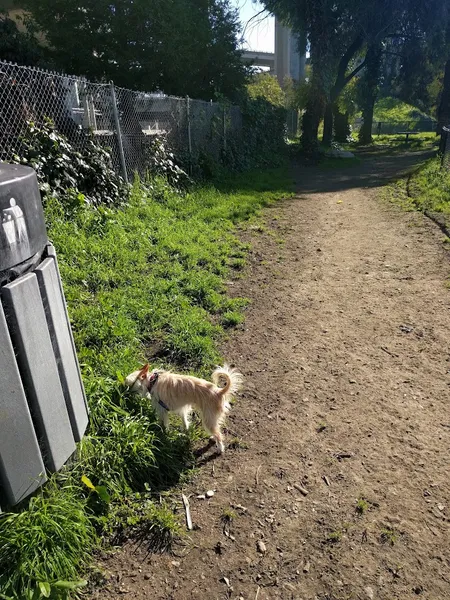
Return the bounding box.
[125,364,243,453]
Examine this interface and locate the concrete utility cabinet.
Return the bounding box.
[0,164,88,509]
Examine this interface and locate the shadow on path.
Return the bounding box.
[294,149,434,195]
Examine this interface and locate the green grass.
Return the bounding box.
[367,132,438,152]
[0,167,293,599]
[220,507,237,524]
[406,157,450,216]
[343,132,439,155]
[0,482,95,599]
[372,97,432,124]
[385,156,450,229]
[356,498,369,515]
[380,526,398,546]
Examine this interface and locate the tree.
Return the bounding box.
[20,0,247,101]
[358,44,382,144]
[0,15,44,66]
[262,0,448,149]
[247,72,285,107]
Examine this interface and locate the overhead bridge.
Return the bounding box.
[242,50,275,72]
[240,19,306,86]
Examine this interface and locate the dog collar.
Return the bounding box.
[147,371,170,411]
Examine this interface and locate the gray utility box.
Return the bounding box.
[0,164,88,509]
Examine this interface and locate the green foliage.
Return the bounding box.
[367,132,438,151]
[0,482,95,599]
[402,157,450,218]
[337,77,358,118]
[373,97,432,125]
[226,97,287,170]
[356,498,369,514]
[0,15,45,67]
[144,135,190,188]
[21,0,248,101]
[12,119,128,208]
[247,73,285,108]
[0,165,292,599]
[263,0,447,148]
[380,526,398,545]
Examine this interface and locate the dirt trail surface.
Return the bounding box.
[92,151,450,600]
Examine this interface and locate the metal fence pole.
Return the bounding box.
[223,105,227,153]
[440,126,449,168]
[109,81,128,184]
[186,96,192,172]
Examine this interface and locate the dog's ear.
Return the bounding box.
[139,363,149,379]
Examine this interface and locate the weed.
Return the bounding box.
[221,508,237,524]
[356,498,369,515]
[134,501,183,554]
[326,529,343,543]
[228,437,249,450]
[317,422,327,433]
[380,527,398,546]
[221,310,245,328]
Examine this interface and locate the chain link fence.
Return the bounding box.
[0,60,247,181]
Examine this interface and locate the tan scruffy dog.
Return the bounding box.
[125,364,243,453]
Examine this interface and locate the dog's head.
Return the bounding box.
[125,363,150,396]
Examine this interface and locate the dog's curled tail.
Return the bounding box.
[212,364,243,399]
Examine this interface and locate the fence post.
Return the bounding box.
[186,96,192,172]
[109,81,128,184]
[440,126,448,168]
[223,105,227,153]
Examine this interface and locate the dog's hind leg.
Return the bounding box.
[202,408,226,453]
[180,407,191,431]
[211,428,225,454]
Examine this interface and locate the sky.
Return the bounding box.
[231,0,274,53]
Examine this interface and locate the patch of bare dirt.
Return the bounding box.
[90,151,450,600]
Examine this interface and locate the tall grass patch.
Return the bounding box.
[0,166,292,599]
[385,156,450,229]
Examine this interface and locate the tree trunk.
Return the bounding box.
[437,59,450,133]
[358,44,382,145]
[334,106,350,143]
[301,108,320,153]
[321,35,366,147]
[359,103,375,144]
[301,93,324,154]
[322,102,334,146]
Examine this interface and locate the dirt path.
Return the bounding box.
[93,151,450,600]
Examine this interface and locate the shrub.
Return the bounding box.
[144,135,190,187]
[12,119,128,207]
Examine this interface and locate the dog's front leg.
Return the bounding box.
[152,396,169,429]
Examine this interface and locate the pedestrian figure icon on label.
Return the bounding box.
[2,198,28,246]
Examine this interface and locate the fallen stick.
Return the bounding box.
[381,346,399,358]
[182,494,193,531]
[293,483,309,496]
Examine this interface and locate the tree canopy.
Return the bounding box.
[263,0,450,148]
[17,0,247,101]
